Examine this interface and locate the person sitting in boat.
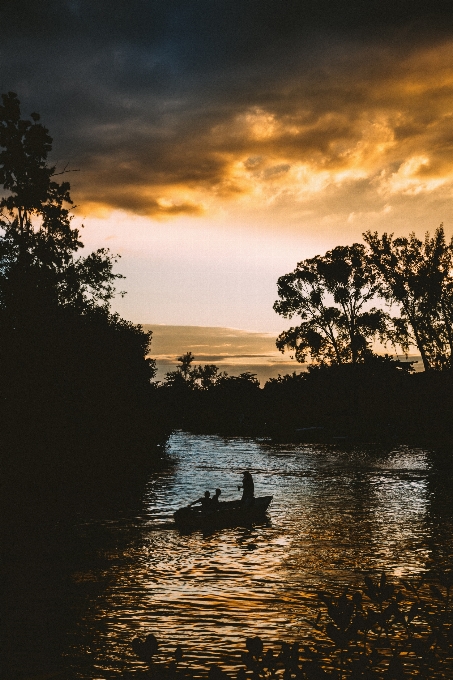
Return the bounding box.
[238,471,254,504]
[188,490,211,509]
[210,488,221,506]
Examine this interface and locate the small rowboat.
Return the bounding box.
[174,495,273,530]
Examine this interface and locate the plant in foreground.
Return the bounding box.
[128,572,453,679]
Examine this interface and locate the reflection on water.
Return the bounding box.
[4,432,453,679]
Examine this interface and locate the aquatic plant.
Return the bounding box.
[128,571,453,679]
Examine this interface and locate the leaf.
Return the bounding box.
[264,647,275,670]
[430,584,444,601]
[318,592,332,606]
[364,575,378,602]
[400,579,413,592]
[326,622,348,648]
[387,653,405,679]
[143,633,159,657]
[407,603,419,623]
[241,652,257,671]
[246,636,263,659]
[208,665,228,680]
[352,591,362,607]
[302,660,330,679]
[410,638,428,657]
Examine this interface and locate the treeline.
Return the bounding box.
[0,93,170,511]
[155,207,453,443]
[152,159,453,445]
[154,351,453,445]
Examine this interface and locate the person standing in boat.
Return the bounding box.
[238,471,254,504]
[188,490,211,509]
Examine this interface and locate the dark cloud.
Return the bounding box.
[5,1,453,46]
[3,1,453,216]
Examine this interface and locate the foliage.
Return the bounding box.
[274,244,390,365]
[155,347,453,444]
[193,363,224,389]
[163,353,260,392]
[158,353,261,434]
[128,572,453,679]
[364,226,453,371]
[0,91,155,374]
[216,371,260,389]
[164,352,226,389]
[265,355,413,390]
[0,91,125,313]
[0,92,164,496]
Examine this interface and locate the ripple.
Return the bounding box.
[63,431,453,678]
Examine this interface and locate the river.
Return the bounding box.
[3,430,453,679]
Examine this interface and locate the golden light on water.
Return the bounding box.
[65,433,445,677]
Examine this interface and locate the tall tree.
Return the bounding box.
[0,93,159,468]
[274,243,389,365]
[364,226,453,371]
[0,91,122,313]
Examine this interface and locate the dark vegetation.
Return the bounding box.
[129,571,453,679]
[0,93,170,516]
[158,229,453,446]
[155,349,453,445]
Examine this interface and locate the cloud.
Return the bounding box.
[144,324,301,383]
[4,2,453,219]
[143,325,279,355]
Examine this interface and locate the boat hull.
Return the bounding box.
[174,495,273,530]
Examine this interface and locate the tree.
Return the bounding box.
[273,244,390,365]
[364,226,453,371]
[164,353,227,389]
[165,351,196,387]
[192,363,223,389]
[216,371,260,389]
[177,351,195,380]
[0,92,159,474]
[0,91,123,313]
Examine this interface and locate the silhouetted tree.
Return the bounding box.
[216,371,260,389]
[192,363,223,389]
[0,91,125,314]
[274,244,390,365]
[177,351,195,380]
[0,93,160,494]
[364,226,453,370]
[164,353,228,390]
[164,351,196,387]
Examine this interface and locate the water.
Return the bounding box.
[4,431,453,679]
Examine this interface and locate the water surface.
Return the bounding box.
[5,431,453,679]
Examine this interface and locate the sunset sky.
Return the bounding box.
[4,1,453,360]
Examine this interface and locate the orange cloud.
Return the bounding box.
[54,37,453,222]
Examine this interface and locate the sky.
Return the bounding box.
[144,325,422,383]
[4,1,453,347]
[144,324,300,382]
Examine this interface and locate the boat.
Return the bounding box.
[173,495,273,530]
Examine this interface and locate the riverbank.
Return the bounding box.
[155,361,453,447]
